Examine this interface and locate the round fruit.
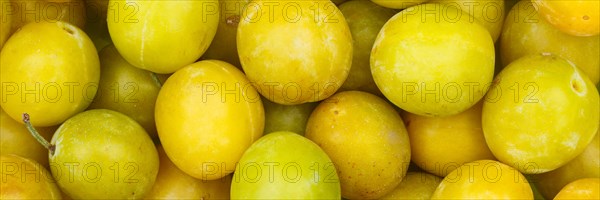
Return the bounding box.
[231,131,341,199]
[201,0,250,67]
[155,60,264,180]
[263,97,317,135]
[88,45,161,139]
[483,54,599,174]
[107,0,219,73]
[44,109,159,199]
[500,0,599,84]
[371,3,495,117]
[145,146,231,199]
[9,0,86,32]
[237,0,352,105]
[337,0,395,95]
[305,91,411,199]
[430,0,505,42]
[381,172,442,199]
[404,101,495,177]
[534,129,599,199]
[0,22,100,127]
[533,0,599,36]
[554,178,600,199]
[431,160,533,199]
[0,108,55,167]
[0,154,62,199]
[370,0,428,9]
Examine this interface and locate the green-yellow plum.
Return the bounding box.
[500,1,599,84]
[155,60,264,180]
[371,3,495,117]
[145,146,230,199]
[431,160,533,199]
[380,172,442,199]
[370,0,428,9]
[0,108,55,167]
[44,109,159,199]
[404,101,495,177]
[231,131,341,199]
[107,0,219,73]
[337,0,395,95]
[88,45,160,139]
[532,0,599,36]
[430,0,505,42]
[482,54,599,174]
[0,154,62,199]
[263,97,317,135]
[0,22,100,127]
[533,130,599,199]
[9,0,86,33]
[305,91,411,199]
[554,178,600,199]
[237,0,352,105]
[202,0,249,68]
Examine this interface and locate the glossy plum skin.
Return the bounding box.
[0,22,100,127]
[231,131,341,199]
[431,160,533,199]
[500,1,599,84]
[237,0,353,105]
[404,102,495,177]
[482,54,599,174]
[371,3,495,117]
[0,154,62,199]
[107,0,219,74]
[305,91,411,199]
[49,109,159,199]
[155,60,264,180]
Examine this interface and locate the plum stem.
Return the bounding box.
[22,113,55,155]
[151,73,162,88]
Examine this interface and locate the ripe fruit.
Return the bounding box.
[263,97,317,135]
[500,1,599,84]
[155,60,264,180]
[202,0,249,67]
[430,0,505,42]
[237,0,352,105]
[0,154,62,199]
[145,146,231,199]
[483,54,599,173]
[371,3,495,117]
[305,91,411,199]
[554,178,600,199]
[0,22,100,127]
[404,102,495,177]
[231,131,341,199]
[0,108,55,167]
[532,0,600,36]
[35,109,159,199]
[107,0,219,73]
[381,172,442,199]
[533,130,599,199]
[337,0,395,95]
[89,45,161,139]
[431,160,533,199]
